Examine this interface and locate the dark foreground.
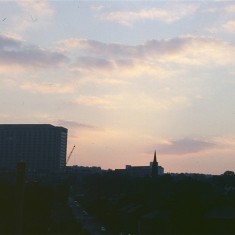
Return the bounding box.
[0,171,234,235]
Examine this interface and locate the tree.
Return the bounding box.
[223,171,235,176]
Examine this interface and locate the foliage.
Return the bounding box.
[75,173,235,235]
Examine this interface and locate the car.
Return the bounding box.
[100,226,106,233]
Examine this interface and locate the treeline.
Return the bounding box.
[76,172,235,235]
[0,177,84,235]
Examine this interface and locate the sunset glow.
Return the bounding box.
[1,1,235,174]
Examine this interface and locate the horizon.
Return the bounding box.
[1,1,235,175]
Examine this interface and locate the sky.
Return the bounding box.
[0,0,235,174]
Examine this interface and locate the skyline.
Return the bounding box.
[1,1,235,174]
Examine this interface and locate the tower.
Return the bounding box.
[151,150,158,178]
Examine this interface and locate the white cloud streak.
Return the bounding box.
[101,5,198,25]
[20,82,74,94]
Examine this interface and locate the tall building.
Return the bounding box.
[0,124,67,172]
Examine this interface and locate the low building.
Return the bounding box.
[66,165,102,179]
[115,151,164,178]
[126,165,151,178]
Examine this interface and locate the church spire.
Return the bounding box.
[151,149,158,178]
[153,149,157,163]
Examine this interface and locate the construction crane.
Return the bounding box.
[66,145,76,165]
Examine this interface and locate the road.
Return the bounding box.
[68,196,113,235]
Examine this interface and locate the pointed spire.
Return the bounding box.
[151,149,158,178]
[153,149,157,163]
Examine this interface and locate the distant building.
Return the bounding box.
[151,149,158,177]
[116,151,164,178]
[66,165,102,176]
[0,124,67,172]
[65,165,102,183]
[125,165,151,178]
[150,150,164,176]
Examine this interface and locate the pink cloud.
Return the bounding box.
[157,138,216,155]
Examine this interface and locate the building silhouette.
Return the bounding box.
[151,149,158,177]
[0,124,67,172]
[115,150,164,177]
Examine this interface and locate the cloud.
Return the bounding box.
[0,34,68,68]
[157,138,216,155]
[203,3,235,14]
[74,93,191,111]
[65,37,235,64]
[17,0,54,17]
[65,36,235,80]
[75,56,114,71]
[223,20,235,33]
[16,0,54,25]
[90,4,105,12]
[60,38,137,57]
[64,38,186,58]
[101,5,198,25]
[56,119,98,130]
[75,95,114,108]
[0,112,10,122]
[72,56,170,79]
[224,4,235,13]
[0,34,20,49]
[3,0,55,34]
[55,119,103,141]
[19,82,73,94]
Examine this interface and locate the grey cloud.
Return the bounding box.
[75,56,114,70]
[77,37,203,59]
[0,36,20,49]
[72,36,228,72]
[157,138,216,155]
[143,38,189,55]
[78,39,138,58]
[0,35,68,67]
[115,59,135,67]
[57,119,98,130]
[72,37,196,71]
